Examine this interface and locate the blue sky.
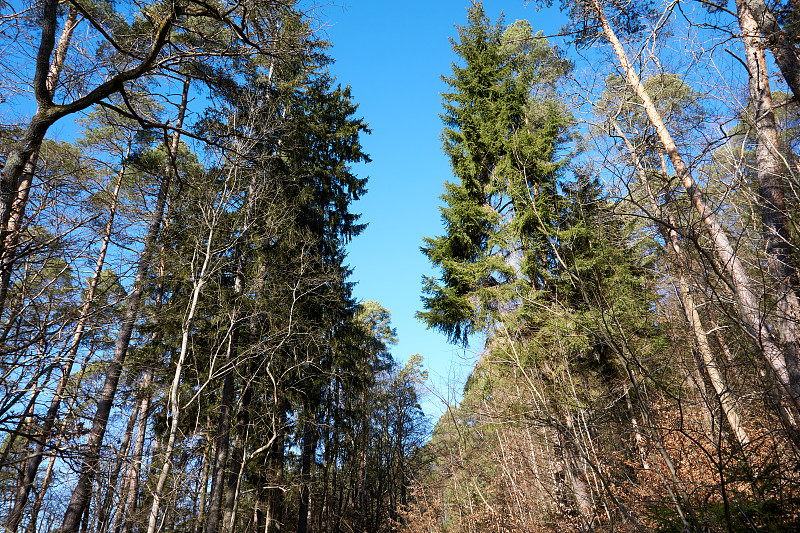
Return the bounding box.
[321,1,567,419]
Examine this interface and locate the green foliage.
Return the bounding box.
[419,2,570,346]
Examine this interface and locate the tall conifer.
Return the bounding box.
[419,2,568,345]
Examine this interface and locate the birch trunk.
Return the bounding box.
[145,218,216,533]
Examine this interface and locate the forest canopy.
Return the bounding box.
[1,0,800,531]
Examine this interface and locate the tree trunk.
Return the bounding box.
[265,404,286,533]
[116,370,154,533]
[196,426,212,533]
[297,416,316,533]
[609,117,750,449]
[146,204,218,533]
[743,0,800,101]
[222,379,251,532]
[5,150,128,533]
[24,335,95,533]
[561,411,594,530]
[206,349,236,533]
[96,401,140,533]
[592,0,800,409]
[59,77,189,533]
[736,0,800,389]
[118,219,167,533]
[0,3,78,316]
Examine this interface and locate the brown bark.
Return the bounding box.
[609,118,750,449]
[297,416,316,533]
[95,401,140,533]
[205,348,236,533]
[743,0,800,101]
[5,151,128,533]
[116,370,154,533]
[0,3,174,316]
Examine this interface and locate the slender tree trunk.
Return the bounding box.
[5,151,128,533]
[592,0,800,408]
[265,404,286,533]
[609,118,750,449]
[736,0,800,388]
[297,415,316,533]
[117,225,169,533]
[0,355,50,474]
[356,389,367,533]
[96,402,140,533]
[196,425,212,533]
[146,214,218,533]
[220,208,254,533]
[60,77,189,533]
[24,336,94,533]
[115,370,154,533]
[0,4,79,316]
[561,411,594,530]
[222,380,251,532]
[206,348,236,533]
[743,0,800,101]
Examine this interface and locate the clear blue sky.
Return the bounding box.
[322,1,567,419]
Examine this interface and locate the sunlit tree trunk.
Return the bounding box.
[146,186,220,533]
[96,402,140,533]
[736,0,800,390]
[60,77,189,533]
[592,0,800,410]
[115,370,154,533]
[5,148,128,533]
[0,4,79,316]
[609,117,750,449]
[742,0,800,101]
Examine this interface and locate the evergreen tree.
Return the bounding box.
[419,2,569,346]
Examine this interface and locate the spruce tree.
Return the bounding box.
[418,2,569,345]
